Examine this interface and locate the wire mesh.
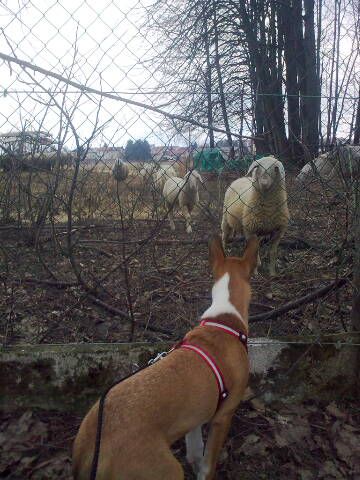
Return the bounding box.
[0,0,359,348]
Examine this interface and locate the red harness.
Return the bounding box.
[174,319,248,405]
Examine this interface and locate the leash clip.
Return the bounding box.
[148,351,168,365]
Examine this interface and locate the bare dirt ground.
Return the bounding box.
[1,175,352,345]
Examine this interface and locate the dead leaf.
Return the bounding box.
[318,460,341,479]
[236,434,268,456]
[334,428,360,468]
[275,421,311,447]
[326,402,347,420]
[299,470,313,480]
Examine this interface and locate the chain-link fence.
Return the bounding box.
[0,1,359,476]
[1,0,358,347]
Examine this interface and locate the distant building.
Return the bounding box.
[151,145,191,162]
[0,130,54,155]
[84,146,124,166]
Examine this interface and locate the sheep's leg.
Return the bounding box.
[151,188,158,220]
[182,205,193,234]
[167,203,176,231]
[221,215,231,248]
[268,229,284,277]
[245,232,261,275]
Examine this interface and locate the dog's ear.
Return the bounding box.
[209,235,225,276]
[242,235,259,278]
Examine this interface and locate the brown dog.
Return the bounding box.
[73,235,259,480]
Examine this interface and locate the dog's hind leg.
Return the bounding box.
[197,411,234,480]
[119,449,184,480]
[186,425,204,473]
[159,453,184,480]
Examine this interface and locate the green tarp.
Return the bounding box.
[193,148,225,172]
[194,148,266,173]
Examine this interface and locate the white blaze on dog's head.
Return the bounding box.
[201,272,242,320]
[204,235,259,323]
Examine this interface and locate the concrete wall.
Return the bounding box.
[1,334,358,413]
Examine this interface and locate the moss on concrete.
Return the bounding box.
[1,334,359,413]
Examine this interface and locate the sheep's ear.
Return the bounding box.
[274,164,281,180]
[247,162,258,180]
[209,235,225,276]
[242,236,260,278]
[274,163,285,179]
[196,171,204,184]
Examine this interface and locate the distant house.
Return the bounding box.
[84,146,124,166]
[151,145,191,163]
[0,130,54,155]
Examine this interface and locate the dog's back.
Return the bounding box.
[72,346,219,479]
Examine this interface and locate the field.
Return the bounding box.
[1,170,353,345]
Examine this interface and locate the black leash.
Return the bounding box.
[89,362,150,480]
[89,349,170,480]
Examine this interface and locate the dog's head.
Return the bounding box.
[209,235,259,279]
[208,235,259,314]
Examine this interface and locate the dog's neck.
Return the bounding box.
[201,272,248,333]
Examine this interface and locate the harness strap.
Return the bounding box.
[175,341,228,402]
[200,319,248,352]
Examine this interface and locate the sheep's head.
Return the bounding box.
[185,169,204,185]
[248,156,285,193]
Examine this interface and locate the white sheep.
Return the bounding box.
[139,162,158,182]
[163,169,203,233]
[221,155,290,276]
[153,164,177,192]
[296,153,334,184]
[112,160,129,182]
[296,145,360,187]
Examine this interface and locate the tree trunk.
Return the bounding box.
[238,0,289,159]
[331,0,342,143]
[212,0,234,159]
[203,5,215,148]
[302,0,321,158]
[279,1,303,164]
[354,86,360,145]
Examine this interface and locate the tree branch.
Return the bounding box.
[249,277,348,323]
[0,51,258,141]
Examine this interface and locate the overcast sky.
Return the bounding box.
[0,0,358,150]
[0,0,188,148]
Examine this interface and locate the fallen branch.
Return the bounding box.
[14,276,348,333]
[249,277,348,323]
[20,278,78,288]
[78,236,324,250]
